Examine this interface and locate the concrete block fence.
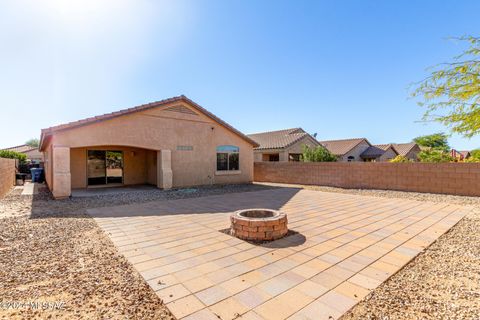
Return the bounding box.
[254,162,480,196]
[0,158,15,198]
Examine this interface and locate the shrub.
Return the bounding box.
[302,145,337,162]
[417,149,454,163]
[0,150,27,163]
[389,155,411,163]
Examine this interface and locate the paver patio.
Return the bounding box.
[88,187,471,320]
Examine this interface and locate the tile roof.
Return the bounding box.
[247,128,318,150]
[2,144,37,153]
[361,145,394,158]
[318,138,369,156]
[39,95,258,150]
[391,142,419,157]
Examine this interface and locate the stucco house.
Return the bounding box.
[39,95,258,199]
[391,142,421,161]
[319,138,371,162]
[360,144,398,162]
[247,128,320,162]
[2,144,44,164]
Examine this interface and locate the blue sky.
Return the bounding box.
[1,0,479,150]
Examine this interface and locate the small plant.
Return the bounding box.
[302,145,336,162]
[389,155,411,163]
[0,150,27,163]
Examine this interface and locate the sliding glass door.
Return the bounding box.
[87,150,123,186]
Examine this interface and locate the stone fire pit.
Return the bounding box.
[230,209,288,242]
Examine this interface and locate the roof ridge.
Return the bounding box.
[247,127,302,136]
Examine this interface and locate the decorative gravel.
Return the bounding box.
[259,183,480,319]
[0,183,274,319]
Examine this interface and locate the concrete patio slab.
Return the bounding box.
[88,188,471,320]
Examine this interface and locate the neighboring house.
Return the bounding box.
[39,95,258,199]
[247,128,320,162]
[319,138,371,162]
[360,144,398,162]
[459,151,471,160]
[2,144,44,163]
[451,149,471,161]
[391,142,421,161]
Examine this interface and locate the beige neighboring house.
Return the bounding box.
[360,144,399,162]
[2,144,44,163]
[39,95,258,199]
[319,138,371,162]
[247,128,320,162]
[392,142,421,161]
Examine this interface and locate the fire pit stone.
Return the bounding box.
[230,208,288,242]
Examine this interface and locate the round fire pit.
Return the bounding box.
[230,209,288,242]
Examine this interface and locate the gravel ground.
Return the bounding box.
[0,183,274,319]
[260,183,480,319]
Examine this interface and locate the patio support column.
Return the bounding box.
[157,150,172,189]
[52,146,71,199]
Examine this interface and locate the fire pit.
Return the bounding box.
[230,209,288,242]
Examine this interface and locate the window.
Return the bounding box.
[347,156,355,162]
[269,154,280,162]
[216,145,239,171]
[289,153,302,162]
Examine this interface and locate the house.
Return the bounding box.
[459,150,471,160]
[39,95,258,199]
[247,128,320,162]
[319,138,371,162]
[451,149,471,161]
[360,144,399,162]
[391,142,421,161]
[2,144,44,164]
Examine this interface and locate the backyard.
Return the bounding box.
[0,183,478,319]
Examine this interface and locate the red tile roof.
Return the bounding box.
[247,128,319,150]
[40,95,258,150]
[2,144,37,153]
[361,144,398,158]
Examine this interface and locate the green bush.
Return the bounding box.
[389,155,411,163]
[302,145,337,162]
[417,149,453,163]
[0,150,27,163]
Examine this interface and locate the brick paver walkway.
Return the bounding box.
[88,188,471,320]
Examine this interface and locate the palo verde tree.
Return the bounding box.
[413,132,450,152]
[412,36,480,138]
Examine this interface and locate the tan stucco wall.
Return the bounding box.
[70,146,156,189]
[254,135,320,162]
[44,101,254,190]
[405,146,421,161]
[378,147,398,162]
[339,141,370,162]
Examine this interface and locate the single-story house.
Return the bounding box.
[451,149,471,161]
[319,138,371,162]
[2,144,44,164]
[391,142,421,161]
[39,95,258,199]
[360,144,398,162]
[247,128,320,162]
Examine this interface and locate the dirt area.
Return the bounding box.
[0,183,273,319]
[260,183,480,320]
